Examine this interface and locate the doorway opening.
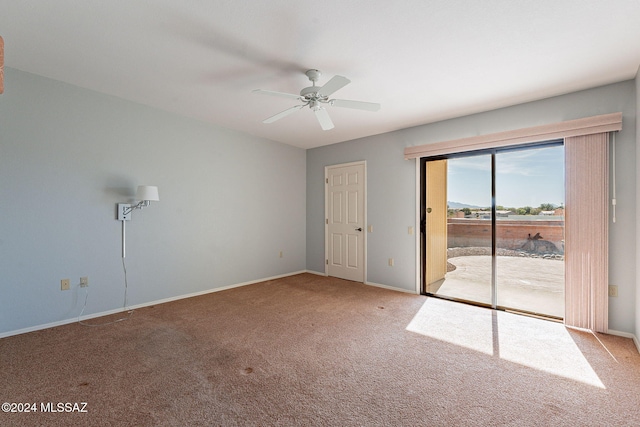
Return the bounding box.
[421,142,565,319]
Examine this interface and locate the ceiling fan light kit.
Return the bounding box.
[253,69,380,130]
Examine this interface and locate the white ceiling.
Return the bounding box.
[2,0,640,149]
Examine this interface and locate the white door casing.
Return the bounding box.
[325,162,366,282]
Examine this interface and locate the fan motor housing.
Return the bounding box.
[300,86,320,98]
[301,87,330,103]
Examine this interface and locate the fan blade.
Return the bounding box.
[263,105,305,124]
[317,75,350,97]
[314,108,334,131]
[253,89,301,100]
[331,99,381,112]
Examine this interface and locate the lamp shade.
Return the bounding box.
[136,185,159,202]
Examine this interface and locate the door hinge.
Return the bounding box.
[326,259,329,265]
[326,218,328,224]
[325,178,328,184]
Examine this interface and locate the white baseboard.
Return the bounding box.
[0,270,308,339]
[305,270,327,277]
[607,329,640,354]
[365,280,418,294]
[305,271,417,295]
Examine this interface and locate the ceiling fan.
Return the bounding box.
[253,69,380,130]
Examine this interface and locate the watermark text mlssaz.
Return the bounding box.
[2,402,88,413]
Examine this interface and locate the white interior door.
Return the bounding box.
[326,162,366,282]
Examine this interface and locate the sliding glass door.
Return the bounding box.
[422,143,565,319]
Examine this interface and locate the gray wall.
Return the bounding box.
[307,81,637,334]
[636,66,640,339]
[306,136,417,291]
[0,68,307,335]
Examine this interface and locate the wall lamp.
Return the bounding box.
[117,185,160,221]
[117,185,159,259]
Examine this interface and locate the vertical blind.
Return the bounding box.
[564,133,609,332]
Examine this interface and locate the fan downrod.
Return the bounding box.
[300,69,325,99]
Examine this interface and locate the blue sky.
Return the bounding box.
[446,145,564,209]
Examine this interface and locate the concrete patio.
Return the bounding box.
[431,255,564,318]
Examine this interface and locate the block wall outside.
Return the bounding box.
[447,219,564,252]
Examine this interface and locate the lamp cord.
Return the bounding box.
[78,241,133,327]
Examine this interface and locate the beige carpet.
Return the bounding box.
[1,273,639,426]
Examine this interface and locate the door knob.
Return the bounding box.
[355,227,362,231]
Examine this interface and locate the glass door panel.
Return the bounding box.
[425,155,493,306]
[495,145,565,318]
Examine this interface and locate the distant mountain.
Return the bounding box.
[447,201,485,209]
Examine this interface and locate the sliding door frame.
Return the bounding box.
[420,141,563,311]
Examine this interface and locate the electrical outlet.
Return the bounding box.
[368,225,373,233]
[279,251,283,258]
[80,277,89,287]
[608,285,618,297]
[408,226,414,235]
[61,279,70,291]
[388,258,394,267]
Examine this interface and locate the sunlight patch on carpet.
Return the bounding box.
[406,298,605,388]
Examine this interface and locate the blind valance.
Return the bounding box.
[404,112,622,160]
